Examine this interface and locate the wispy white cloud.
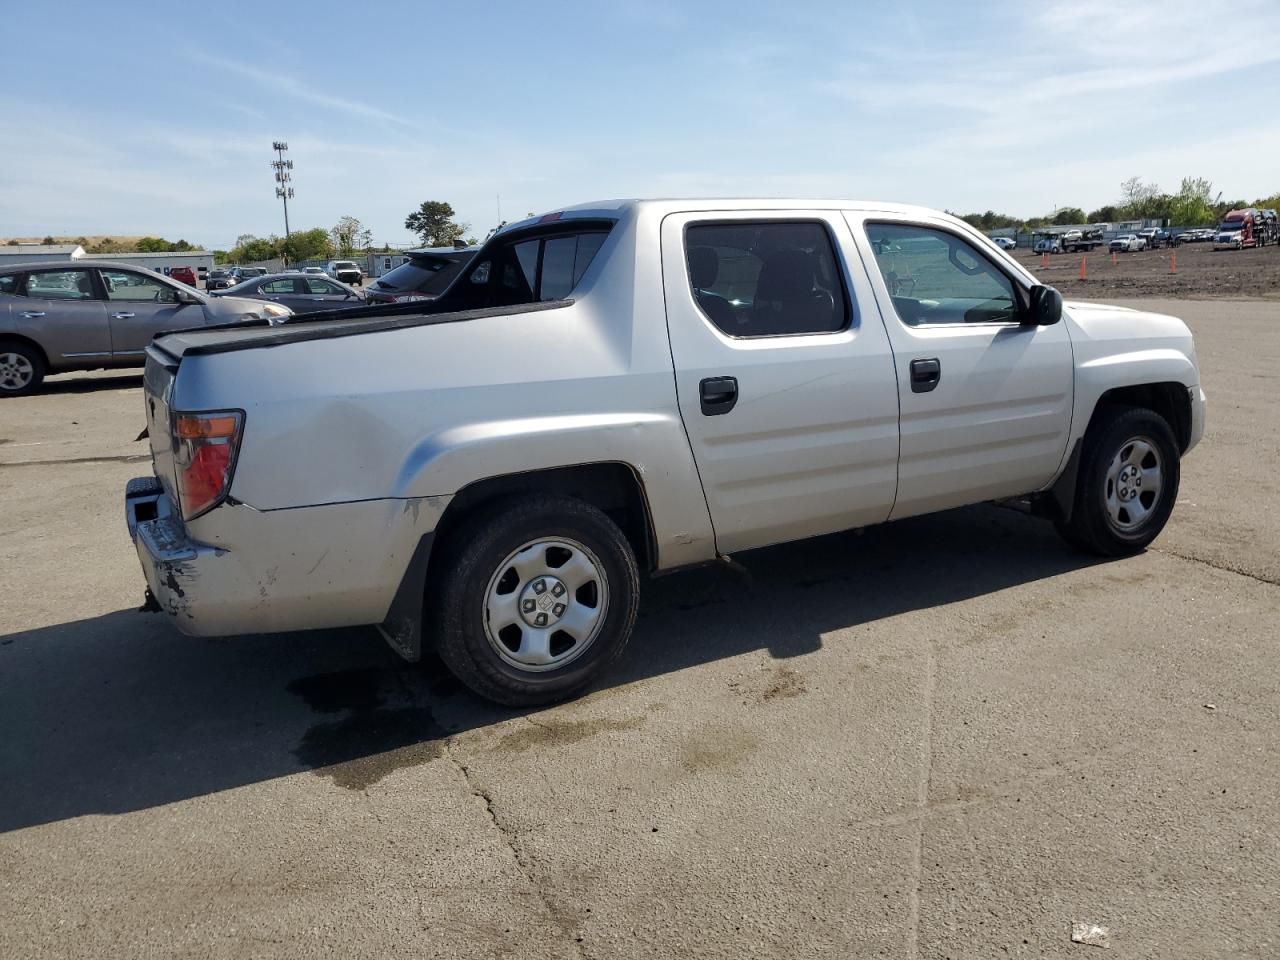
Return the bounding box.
[185,49,418,128]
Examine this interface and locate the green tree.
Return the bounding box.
[404,201,469,247]
[1087,205,1119,223]
[1051,207,1087,226]
[231,234,281,263]
[1120,176,1160,209]
[135,237,167,252]
[282,227,333,262]
[1168,177,1219,226]
[41,235,55,245]
[330,215,365,256]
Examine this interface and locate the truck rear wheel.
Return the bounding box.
[1055,406,1180,556]
[431,495,640,706]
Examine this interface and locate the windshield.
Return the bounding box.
[1217,222,1242,232]
[333,262,357,269]
[372,256,469,295]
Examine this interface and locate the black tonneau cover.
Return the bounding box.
[153,300,572,359]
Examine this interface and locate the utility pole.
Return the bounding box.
[271,141,294,262]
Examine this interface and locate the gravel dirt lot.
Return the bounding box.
[1012,239,1280,301]
[2,299,1278,958]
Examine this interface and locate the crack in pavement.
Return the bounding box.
[906,645,936,960]
[444,735,587,960]
[1152,546,1279,587]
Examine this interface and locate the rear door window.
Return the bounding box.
[0,274,20,296]
[26,269,98,300]
[684,221,848,336]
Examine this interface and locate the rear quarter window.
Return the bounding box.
[0,274,20,295]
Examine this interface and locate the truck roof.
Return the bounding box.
[496,198,956,236]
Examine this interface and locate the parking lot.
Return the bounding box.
[1014,240,1280,301]
[1,298,1277,958]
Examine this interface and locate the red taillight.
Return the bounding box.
[172,411,243,519]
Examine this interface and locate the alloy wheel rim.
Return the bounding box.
[0,353,34,391]
[1104,435,1163,532]
[483,537,609,673]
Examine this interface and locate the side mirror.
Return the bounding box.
[175,288,201,305]
[1025,284,1062,326]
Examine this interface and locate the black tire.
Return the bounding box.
[431,495,640,706]
[1056,406,1180,556]
[0,340,46,397]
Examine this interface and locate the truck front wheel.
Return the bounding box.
[1055,406,1180,556]
[431,495,640,706]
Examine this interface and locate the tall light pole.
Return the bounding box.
[271,141,294,260]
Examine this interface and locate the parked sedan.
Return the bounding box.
[0,260,292,395]
[1109,234,1145,252]
[364,248,477,304]
[213,272,365,314]
[205,268,237,290]
[990,236,1016,250]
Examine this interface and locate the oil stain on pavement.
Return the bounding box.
[287,668,446,790]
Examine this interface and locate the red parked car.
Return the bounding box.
[168,266,197,287]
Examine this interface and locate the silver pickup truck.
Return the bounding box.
[125,199,1205,705]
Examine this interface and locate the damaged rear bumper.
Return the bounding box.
[125,475,450,639]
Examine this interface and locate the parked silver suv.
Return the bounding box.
[0,260,293,395]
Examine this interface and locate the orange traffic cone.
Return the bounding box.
[1079,256,1087,280]
[1041,252,1048,269]
[1170,252,1176,274]
[1112,252,1117,266]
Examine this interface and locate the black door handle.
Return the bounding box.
[910,358,941,393]
[699,376,738,415]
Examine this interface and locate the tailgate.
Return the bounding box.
[142,344,179,501]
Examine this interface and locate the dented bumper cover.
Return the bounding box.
[125,475,449,640]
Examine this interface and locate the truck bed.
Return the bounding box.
[152,300,572,360]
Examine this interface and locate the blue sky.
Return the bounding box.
[3,0,1278,249]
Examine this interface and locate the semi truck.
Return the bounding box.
[1214,209,1260,250]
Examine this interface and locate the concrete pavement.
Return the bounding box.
[2,299,1277,958]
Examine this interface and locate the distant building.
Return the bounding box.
[0,243,85,263]
[0,245,214,278]
[81,250,214,278]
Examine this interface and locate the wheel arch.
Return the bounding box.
[378,461,656,662]
[0,334,51,371]
[1046,380,1191,523]
[1090,382,1192,452]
